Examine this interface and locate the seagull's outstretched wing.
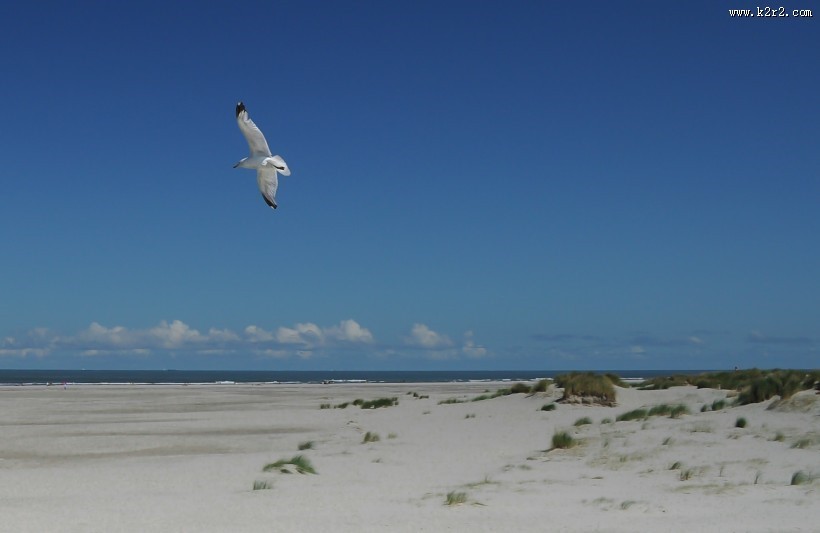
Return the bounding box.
[257,167,279,209]
[236,102,272,157]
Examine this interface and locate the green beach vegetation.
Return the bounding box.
[252,480,273,490]
[555,372,617,406]
[355,397,399,409]
[263,455,316,475]
[445,491,468,505]
[790,471,811,485]
[440,380,553,405]
[638,369,819,405]
[615,404,689,422]
[323,397,399,409]
[362,431,380,443]
[551,430,576,450]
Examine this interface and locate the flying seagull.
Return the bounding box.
[234,102,291,209]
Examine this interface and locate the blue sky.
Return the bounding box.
[1,1,818,370]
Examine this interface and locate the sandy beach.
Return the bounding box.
[1,381,817,532]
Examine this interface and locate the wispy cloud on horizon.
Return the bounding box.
[402,324,490,360]
[0,319,488,362]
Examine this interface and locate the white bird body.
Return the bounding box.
[234,102,290,209]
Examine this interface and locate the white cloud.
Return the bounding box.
[1,318,493,362]
[276,322,325,345]
[406,323,453,349]
[244,325,274,342]
[148,320,204,348]
[275,319,374,347]
[78,322,136,347]
[462,331,488,358]
[327,319,374,343]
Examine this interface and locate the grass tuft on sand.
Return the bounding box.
[362,431,380,443]
[555,372,617,405]
[552,430,576,450]
[358,397,399,409]
[263,455,316,475]
[252,480,273,490]
[445,491,468,505]
[790,471,811,485]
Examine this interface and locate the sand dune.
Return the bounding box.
[1,382,817,532]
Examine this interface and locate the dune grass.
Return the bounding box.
[357,397,399,409]
[362,431,380,443]
[552,430,576,450]
[574,416,592,426]
[252,480,273,490]
[298,440,314,451]
[616,408,648,422]
[439,380,551,405]
[790,471,811,485]
[617,404,688,422]
[735,417,747,428]
[439,397,465,404]
[263,455,316,475]
[639,369,820,404]
[445,491,468,505]
[638,374,691,390]
[531,378,551,393]
[555,372,617,405]
[647,404,690,418]
[737,370,815,404]
[541,403,556,411]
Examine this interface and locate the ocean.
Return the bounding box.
[0,369,712,386]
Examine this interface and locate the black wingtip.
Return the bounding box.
[236,101,246,118]
[261,193,277,209]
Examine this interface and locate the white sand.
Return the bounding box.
[1,382,817,532]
